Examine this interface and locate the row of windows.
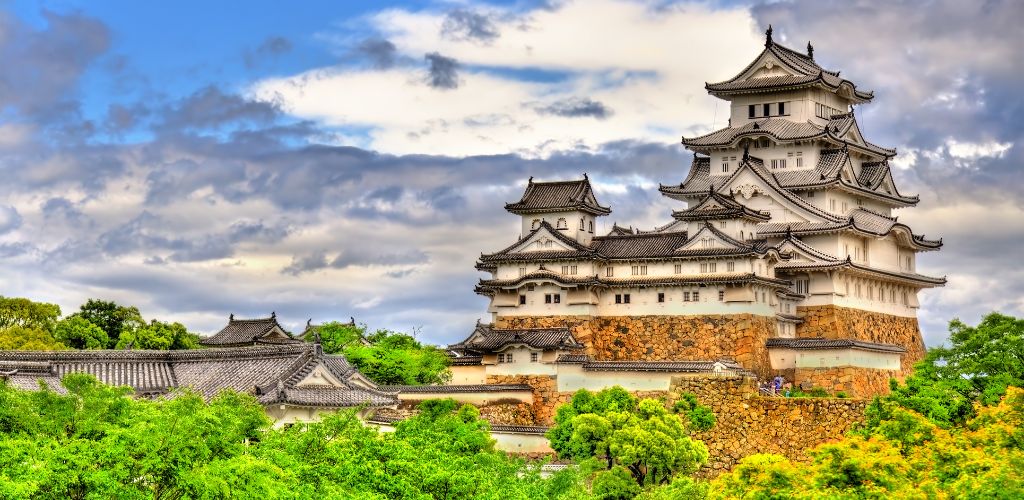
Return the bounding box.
[497,352,540,363]
[530,218,594,232]
[845,280,912,305]
[600,261,739,277]
[814,102,845,119]
[769,152,805,170]
[748,102,788,119]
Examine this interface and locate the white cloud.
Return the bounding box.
[252,0,761,156]
[946,138,1012,160]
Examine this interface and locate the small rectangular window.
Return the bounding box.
[693,291,700,302]
[554,294,560,304]
[519,295,526,305]
[519,267,526,277]
[748,104,755,118]
[615,294,622,304]
[507,353,514,363]
[700,263,708,273]
[530,352,538,362]
[497,354,505,363]
[657,292,665,303]
[726,261,735,272]
[778,102,786,115]
[721,162,729,173]
[623,294,631,304]
[545,294,552,304]
[606,267,614,277]
[718,290,725,301]
[709,263,717,272]
[561,265,568,275]
[674,264,682,274]
[683,291,690,302]
[763,103,770,117]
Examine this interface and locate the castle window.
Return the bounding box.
[562,265,577,275]
[556,218,567,229]
[759,138,770,148]
[631,265,647,276]
[721,162,729,173]
[727,261,735,272]
[606,267,614,277]
[674,264,682,274]
[901,291,909,305]
[778,102,786,115]
[890,289,896,303]
[519,295,526,305]
[506,353,514,363]
[580,219,585,230]
[544,293,560,304]
[519,267,526,277]
[615,294,622,304]
[530,352,539,362]
[589,221,594,232]
[657,292,665,303]
[771,159,786,169]
[748,105,755,118]
[763,103,770,117]
[718,290,725,301]
[624,294,631,304]
[831,200,837,211]
[720,221,727,228]
[694,291,701,302]
[806,190,813,197]
[842,202,848,213]
[683,291,690,302]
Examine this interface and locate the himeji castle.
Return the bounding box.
[448,26,945,403]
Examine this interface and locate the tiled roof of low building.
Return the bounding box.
[554,353,592,364]
[591,231,690,259]
[582,359,745,372]
[450,355,483,366]
[449,324,583,353]
[505,176,611,215]
[766,337,906,353]
[201,313,299,346]
[381,384,533,393]
[0,343,397,409]
[671,189,771,222]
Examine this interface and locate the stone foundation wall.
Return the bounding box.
[796,305,925,376]
[668,375,867,476]
[495,314,776,378]
[486,374,559,424]
[794,367,894,398]
[374,401,536,426]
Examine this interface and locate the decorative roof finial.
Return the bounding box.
[350,316,356,325]
[271,311,276,319]
[306,318,312,326]
[528,176,534,184]
[583,172,589,180]
[742,144,750,162]
[785,225,792,239]
[807,41,814,60]
[229,313,234,321]
[765,24,774,47]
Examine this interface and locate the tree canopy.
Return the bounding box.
[72,299,145,349]
[310,321,451,385]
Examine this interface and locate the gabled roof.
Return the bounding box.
[479,220,597,263]
[671,189,771,222]
[505,176,611,216]
[760,208,942,251]
[0,343,398,409]
[201,313,299,347]
[582,359,745,373]
[449,323,583,353]
[592,231,691,259]
[705,28,873,103]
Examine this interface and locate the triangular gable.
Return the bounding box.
[508,225,581,253]
[719,167,823,223]
[775,239,839,265]
[732,49,805,82]
[675,224,747,252]
[296,363,347,388]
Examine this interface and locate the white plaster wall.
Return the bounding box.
[520,210,597,245]
[794,348,901,370]
[492,432,554,454]
[450,365,486,385]
[488,346,558,376]
[555,364,676,392]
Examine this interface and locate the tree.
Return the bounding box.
[73,299,144,348]
[884,312,1024,427]
[52,316,109,350]
[311,322,451,385]
[0,325,65,350]
[548,387,709,487]
[0,296,61,333]
[116,320,200,350]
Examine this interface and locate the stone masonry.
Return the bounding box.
[495,314,776,379]
[796,304,926,376]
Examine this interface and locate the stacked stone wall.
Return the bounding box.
[796,305,925,376]
[373,401,536,426]
[794,367,893,398]
[668,375,867,476]
[495,314,776,378]
[486,374,559,424]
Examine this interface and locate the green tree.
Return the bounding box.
[311,322,451,385]
[73,299,145,348]
[116,320,200,350]
[53,316,109,350]
[0,296,61,333]
[0,325,65,350]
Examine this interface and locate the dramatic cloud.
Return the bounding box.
[441,9,500,43]
[0,206,22,234]
[424,52,460,89]
[355,37,397,69]
[534,97,612,119]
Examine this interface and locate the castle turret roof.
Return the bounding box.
[505,176,611,215]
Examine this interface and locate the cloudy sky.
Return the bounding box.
[0,0,1021,346]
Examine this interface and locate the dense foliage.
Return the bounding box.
[0,296,199,351]
[310,321,451,385]
[0,377,584,499]
[547,386,711,496]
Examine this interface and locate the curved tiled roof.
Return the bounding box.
[505,176,611,215]
[681,115,894,159]
[449,324,583,353]
[592,231,690,259]
[582,359,745,372]
[479,220,596,263]
[381,384,533,393]
[0,343,398,409]
[766,337,906,354]
[671,190,771,222]
[705,38,873,102]
[201,314,298,346]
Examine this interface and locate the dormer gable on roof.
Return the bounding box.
[675,223,750,252]
[505,175,611,216]
[672,189,771,222]
[449,323,583,354]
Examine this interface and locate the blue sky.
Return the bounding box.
[0,0,1021,347]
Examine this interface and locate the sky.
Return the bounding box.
[0,0,1021,347]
